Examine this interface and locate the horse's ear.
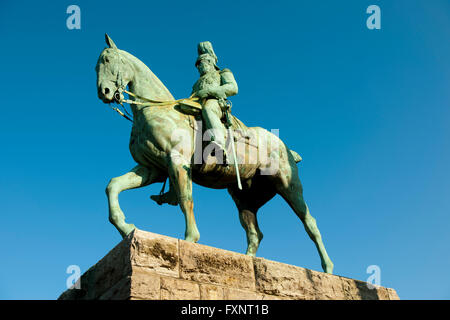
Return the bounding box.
[105,33,118,49]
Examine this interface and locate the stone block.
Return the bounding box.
[160,277,200,300]
[130,229,179,278]
[179,240,255,291]
[223,288,263,300]
[253,257,316,299]
[199,284,225,300]
[341,277,380,300]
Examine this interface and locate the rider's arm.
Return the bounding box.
[195,69,238,99]
[206,68,238,99]
[219,68,238,97]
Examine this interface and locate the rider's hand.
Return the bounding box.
[195,89,210,99]
[209,88,227,100]
[195,88,227,100]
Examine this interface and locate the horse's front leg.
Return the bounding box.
[106,164,161,238]
[168,154,200,243]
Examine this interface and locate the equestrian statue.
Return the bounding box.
[95,34,334,273]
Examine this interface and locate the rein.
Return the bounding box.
[122,90,200,107]
[110,88,202,123]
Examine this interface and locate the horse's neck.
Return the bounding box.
[120,50,174,102]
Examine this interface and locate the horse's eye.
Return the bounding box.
[104,57,109,63]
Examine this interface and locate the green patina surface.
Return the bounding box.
[96,34,334,274]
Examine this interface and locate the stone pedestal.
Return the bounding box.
[58,229,399,300]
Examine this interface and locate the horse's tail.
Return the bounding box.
[290,150,302,163]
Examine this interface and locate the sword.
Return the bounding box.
[222,99,242,190]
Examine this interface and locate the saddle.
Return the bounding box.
[176,99,250,144]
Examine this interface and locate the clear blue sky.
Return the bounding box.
[1,0,449,299]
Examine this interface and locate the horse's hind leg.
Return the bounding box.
[239,208,263,256]
[275,172,334,273]
[228,182,276,256]
[106,164,161,238]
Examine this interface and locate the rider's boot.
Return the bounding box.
[150,189,178,206]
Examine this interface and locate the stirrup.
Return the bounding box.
[150,193,178,206]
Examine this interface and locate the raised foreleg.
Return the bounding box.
[106,164,163,238]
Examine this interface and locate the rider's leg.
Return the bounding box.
[202,99,226,148]
[202,99,228,164]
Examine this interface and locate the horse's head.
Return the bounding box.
[95,34,133,103]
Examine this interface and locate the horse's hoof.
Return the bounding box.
[322,260,334,274]
[121,224,136,239]
[184,231,200,243]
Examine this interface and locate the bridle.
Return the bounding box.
[103,50,202,122]
[108,68,202,123]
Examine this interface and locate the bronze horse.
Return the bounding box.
[96,35,333,273]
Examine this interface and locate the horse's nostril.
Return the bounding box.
[104,87,110,95]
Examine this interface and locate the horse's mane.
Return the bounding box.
[119,49,174,101]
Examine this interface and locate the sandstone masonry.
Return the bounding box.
[58,229,400,300]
